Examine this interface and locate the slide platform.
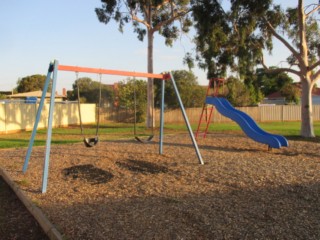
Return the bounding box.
[206,97,288,149]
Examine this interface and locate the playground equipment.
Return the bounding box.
[206,97,288,149]
[23,60,204,193]
[196,78,225,139]
[75,72,102,147]
[196,78,288,149]
[133,77,154,143]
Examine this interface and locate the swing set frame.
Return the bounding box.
[23,60,204,193]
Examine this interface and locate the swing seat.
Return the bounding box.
[134,135,154,143]
[83,137,99,148]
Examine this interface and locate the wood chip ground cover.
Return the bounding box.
[0,176,49,240]
[0,133,319,239]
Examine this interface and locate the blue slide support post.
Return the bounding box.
[23,62,55,173]
[169,72,204,165]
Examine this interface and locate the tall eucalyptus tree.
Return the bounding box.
[191,0,320,137]
[96,0,192,127]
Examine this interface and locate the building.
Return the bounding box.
[262,85,320,105]
[8,90,67,103]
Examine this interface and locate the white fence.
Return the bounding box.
[99,105,320,124]
[1,103,320,134]
[0,102,96,134]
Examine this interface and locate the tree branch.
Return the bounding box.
[261,56,301,77]
[312,69,320,82]
[310,60,320,71]
[131,13,151,29]
[264,17,303,65]
[298,0,309,68]
[151,9,191,33]
[305,4,320,17]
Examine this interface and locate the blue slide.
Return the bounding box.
[206,97,288,149]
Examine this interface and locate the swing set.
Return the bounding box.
[22,60,204,193]
[76,73,153,145]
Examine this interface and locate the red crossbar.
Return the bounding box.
[58,65,169,79]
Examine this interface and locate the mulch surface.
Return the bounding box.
[0,133,319,239]
[0,176,48,240]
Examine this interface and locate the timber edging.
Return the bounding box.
[0,168,63,240]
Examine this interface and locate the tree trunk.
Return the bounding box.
[147,29,155,128]
[300,78,315,137]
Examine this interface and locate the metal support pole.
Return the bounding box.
[169,72,204,165]
[41,60,59,193]
[23,62,55,173]
[159,79,165,154]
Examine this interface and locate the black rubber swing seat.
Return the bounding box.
[83,137,99,148]
[134,135,154,143]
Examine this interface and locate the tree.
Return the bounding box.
[154,70,206,108]
[95,0,192,128]
[226,76,254,107]
[280,83,300,104]
[118,78,147,123]
[0,94,6,100]
[70,77,114,104]
[243,77,264,106]
[255,68,295,96]
[191,0,320,137]
[16,75,49,93]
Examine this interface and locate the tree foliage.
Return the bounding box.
[280,82,300,104]
[69,77,114,105]
[118,78,147,123]
[95,0,193,127]
[95,0,192,45]
[16,75,49,93]
[191,0,320,137]
[154,70,206,109]
[255,68,294,96]
[225,76,260,107]
[0,94,7,100]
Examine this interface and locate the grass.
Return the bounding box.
[0,123,154,149]
[14,179,29,187]
[0,121,319,149]
[166,121,320,143]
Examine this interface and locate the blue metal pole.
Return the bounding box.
[159,79,165,154]
[169,72,204,165]
[23,62,55,173]
[41,60,59,193]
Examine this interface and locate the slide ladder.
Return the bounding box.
[195,78,225,139]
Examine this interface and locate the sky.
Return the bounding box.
[0,1,296,94]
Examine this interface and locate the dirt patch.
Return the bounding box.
[115,159,169,174]
[0,133,319,239]
[63,164,114,185]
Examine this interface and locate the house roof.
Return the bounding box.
[313,87,320,96]
[266,86,320,99]
[266,91,285,99]
[293,83,320,96]
[9,91,65,98]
